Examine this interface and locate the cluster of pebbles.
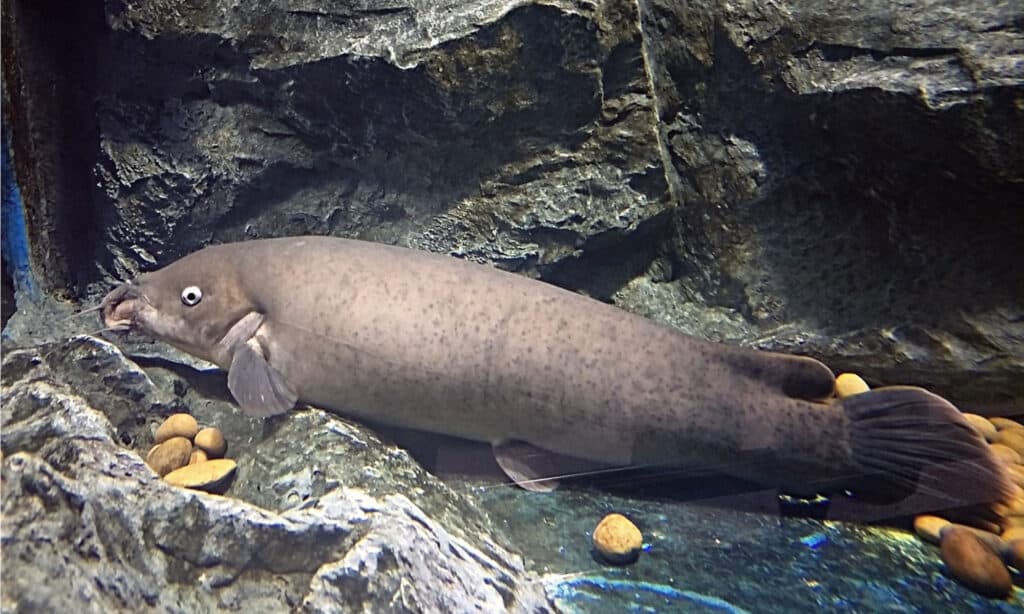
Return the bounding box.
[835,373,1023,599]
[145,413,236,493]
[913,413,1024,599]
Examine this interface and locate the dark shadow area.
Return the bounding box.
[129,354,236,405]
[1,262,13,327]
[1,0,104,296]
[375,423,989,530]
[537,209,674,300]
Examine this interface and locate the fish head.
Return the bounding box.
[101,247,256,364]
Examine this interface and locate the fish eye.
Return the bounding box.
[180,286,203,306]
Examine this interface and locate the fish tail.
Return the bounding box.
[841,386,1015,509]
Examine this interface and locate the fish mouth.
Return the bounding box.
[100,283,146,331]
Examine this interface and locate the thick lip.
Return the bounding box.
[100,282,145,331]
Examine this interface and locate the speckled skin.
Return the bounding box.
[103,236,861,490]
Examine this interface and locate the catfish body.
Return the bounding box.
[102,236,1010,501]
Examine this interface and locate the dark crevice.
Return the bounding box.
[792,41,959,62]
[537,208,674,301]
[1,261,14,328]
[1,0,104,297]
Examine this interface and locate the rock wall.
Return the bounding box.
[1,337,551,612]
[4,0,1020,406]
[3,2,1024,609]
[635,0,1024,407]
[2,3,1022,390]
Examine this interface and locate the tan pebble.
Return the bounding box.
[194,427,227,458]
[964,525,1009,554]
[940,526,1012,598]
[994,429,1024,455]
[914,515,951,545]
[1007,539,1024,570]
[189,449,208,465]
[940,522,1006,552]
[146,437,193,477]
[163,459,237,493]
[592,514,643,565]
[1004,495,1024,516]
[834,373,869,399]
[962,413,998,442]
[989,443,1021,465]
[154,414,199,444]
[1001,527,1024,542]
[971,519,1004,536]
[990,417,1024,431]
[1006,464,1024,488]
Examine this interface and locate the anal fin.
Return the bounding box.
[493,440,616,492]
[492,441,563,492]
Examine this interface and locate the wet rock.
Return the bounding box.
[3,0,1019,412]
[0,337,551,612]
[940,526,1013,598]
[634,0,1024,407]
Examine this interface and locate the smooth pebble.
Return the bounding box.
[147,437,193,477]
[155,414,199,444]
[592,514,643,565]
[1006,464,1024,488]
[834,373,869,399]
[940,526,1012,598]
[1001,527,1024,542]
[962,413,998,442]
[994,429,1024,456]
[990,417,1024,431]
[1006,539,1024,570]
[163,459,237,492]
[914,515,951,545]
[194,427,227,457]
[989,443,1021,466]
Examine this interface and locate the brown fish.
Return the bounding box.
[101,236,1011,504]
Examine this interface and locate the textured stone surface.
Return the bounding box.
[3,0,1021,409]
[6,336,1024,611]
[636,0,1024,407]
[4,1,1024,609]
[1,337,550,612]
[471,474,1024,612]
[89,0,670,290]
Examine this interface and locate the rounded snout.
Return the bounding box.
[101,283,144,330]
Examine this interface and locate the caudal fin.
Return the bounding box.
[842,386,1015,511]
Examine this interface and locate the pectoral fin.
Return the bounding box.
[227,338,298,417]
